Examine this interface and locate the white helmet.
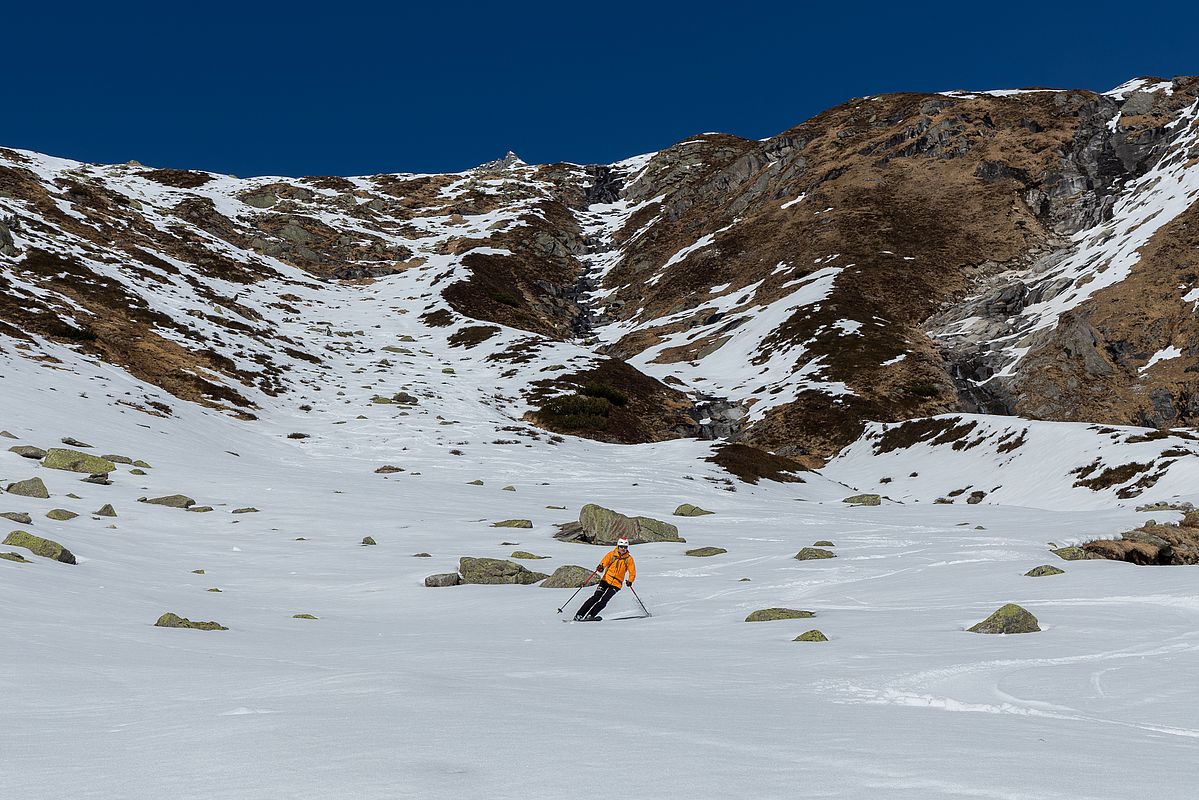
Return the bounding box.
[616,538,630,547]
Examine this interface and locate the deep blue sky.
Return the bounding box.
[4,1,1197,177]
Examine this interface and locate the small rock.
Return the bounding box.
[292,613,318,620]
[424,572,461,587]
[467,479,484,485]
[3,531,75,564]
[231,507,259,514]
[1025,565,1065,577]
[794,629,828,642]
[685,547,727,557]
[287,432,310,440]
[102,454,134,464]
[9,445,46,459]
[42,448,114,474]
[510,551,548,559]
[413,552,432,557]
[967,603,1040,634]
[540,565,600,588]
[140,495,196,508]
[502,485,517,492]
[738,578,751,582]
[545,504,567,509]
[1051,546,1088,561]
[60,437,92,448]
[154,612,227,631]
[95,504,117,517]
[81,474,112,485]
[843,494,881,506]
[0,430,16,439]
[813,540,835,547]
[674,503,714,516]
[187,506,215,513]
[375,465,404,474]
[6,478,49,499]
[1,512,32,524]
[795,548,835,560]
[191,569,205,574]
[133,460,152,469]
[206,588,222,592]
[46,509,78,521]
[491,519,533,528]
[745,608,815,622]
[129,469,147,476]
[361,536,377,546]
[1,551,30,563]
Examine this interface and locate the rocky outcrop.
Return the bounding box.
[3,530,75,564]
[155,612,227,631]
[42,448,115,474]
[967,604,1040,634]
[458,557,548,585]
[554,503,684,545]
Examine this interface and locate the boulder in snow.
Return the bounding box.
[967,604,1040,634]
[458,557,548,585]
[745,608,815,622]
[3,530,75,564]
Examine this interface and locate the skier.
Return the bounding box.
[574,537,636,621]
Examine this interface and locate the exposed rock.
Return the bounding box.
[458,557,548,585]
[9,445,46,459]
[1,512,31,524]
[491,519,533,528]
[1025,564,1065,577]
[467,479,484,485]
[361,536,377,546]
[424,572,461,587]
[191,569,205,574]
[42,448,114,474]
[685,547,727,557]
[187,506,215,513]
[967,603,1040,634]
[812,540,835,547]
[6,478,49,498]
[231,507,259,514]
[1,551,30,563]
[81,474,112,485]
[129,469,147,476]
[154,612,227,631]
[501,485,517,492]
[413,552,431,557]
[674,503,714,516]
[292,613,318,619]
[558,503,684,545]
[541,565,600,588]
[745,608,816,622]
[794,629,829,642]
[795,547,836,560]
[60,437,92,448]
[374,465,404,474]
[206,587,222,592]
[510,551,548,559]
[843,494,881,506]
[102,454,134,464]
[133,460,152,468]
[3,530,75,563]
[45,509,78,521]
[0,431,16,439]
[1051,546,1088,561]
[140,494,196,508]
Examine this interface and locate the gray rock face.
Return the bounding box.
[0,218,19,258]
[424,572,461,588]
[458,557,548,585]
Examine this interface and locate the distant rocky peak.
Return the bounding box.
[473,150,525,173]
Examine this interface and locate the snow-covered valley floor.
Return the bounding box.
[3,280,1199,799]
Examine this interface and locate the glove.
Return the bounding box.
[625,580,633,587]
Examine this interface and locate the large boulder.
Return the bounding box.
[42,448,115,474]
[424,572,461,587]
[559,504,684,545]
[967,603,1040,634]
[795,547,836,560]
[139,495,196,509]
[6,478,49,498]
[9,445,46,459]
[794,629,829,642]
[1,512,32,524]
[459,557,548,585]
[674,504,714,517]
[154,612,227,631]
[3,530,76,564]
[745,608,815,622]
[541,565,600,588]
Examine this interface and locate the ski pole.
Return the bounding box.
[557,566,601,614]
[628,584,652,617]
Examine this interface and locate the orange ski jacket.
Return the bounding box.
[598,548,636,588]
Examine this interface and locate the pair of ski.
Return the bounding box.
[563,614,649,623]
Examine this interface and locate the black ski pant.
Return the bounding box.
[576,582,619,619]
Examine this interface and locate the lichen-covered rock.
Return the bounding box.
[424,572,461,587]
[491,519,533,528]
[541,565,600,588]
[129,469,147,476]
[42,448,115,474]
[361,536,377,546]
[206,587,222,592]
[1025,564,1065,577]
[570,503,684,545]
[187,506,214,513]
[967,603,1040,634]
[232,507,259,514]
[140,495,195,508]
[501,485,517,492]
[46,509,78,521]
[6,478,49,498]
[60,437,91,448]
[81,474,112,485]
[292,613,318,620]
[745,608,815,622]
[3,530,75,564]
[1051,546,1088,561]
[813,540,835,547]
[0,431,16,439]
[459,557,548,585]
[1,551,30,563]
[685,547,727,557]
[102,454,134,464]
[413,552,431,557]
[154,612,227,631]
[1,512,32,524]
[795,548,835,560]
[9,445,46,459]
[133,460,152,469]
[510,551,548,559]
[843,494,881,506]
[467,479,484,485]
[374,465,404,474]
[794,629,828,642]
[674,504,714,516]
